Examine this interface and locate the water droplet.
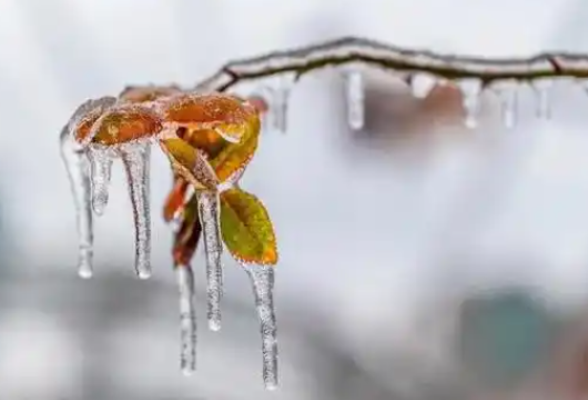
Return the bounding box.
[244,264,278,390]
[196,190,223,331]
[457,78,482,129]
[60,126,94,278]
[120,142,152,279]
[177,265,197,375]
[88,147,114,216]
[343,69,364,130]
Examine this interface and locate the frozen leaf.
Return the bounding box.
[69,96,117,146]
[89,106,163,146]
[210,110,260,184]
[173,195,201,266]
[162,93,257,143]
[163,176,189,223]
[179,128,227,160]
[220,188,278,265]
[160,138,219,191]
[179,111,260,185]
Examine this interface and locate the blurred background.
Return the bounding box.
[3,0,588,399]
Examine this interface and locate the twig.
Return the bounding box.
[194,36,588,93]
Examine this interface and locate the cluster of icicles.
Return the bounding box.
[59,66,557,390]
[59,97,277,389]
[248,69,556,139]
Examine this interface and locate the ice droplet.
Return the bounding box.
[244,264,278,390]
[533,79,552,119]
[409,73,438,99]
[60,127,94,279]
[177,265,197,375]
[343,69,364,130]
[457,78,482,128]
[196,190,223,331]
[120,142,152,279]
[88,147,114,216]
[265,75,294,133]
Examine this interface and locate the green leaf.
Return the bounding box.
[160,138,219,190]
[219,187,278,265]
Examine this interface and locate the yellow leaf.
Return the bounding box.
[160,138,219,190]
[219,188,278,265]
[210,111,260,183]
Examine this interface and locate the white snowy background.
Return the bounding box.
[1,0,588,399]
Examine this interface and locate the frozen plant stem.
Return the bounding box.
[196,190,223,331]
[244,264,278,390]
[195,37,588,94]
[60,127,94,279]
[120,142,152,279]
[177,265,197,375]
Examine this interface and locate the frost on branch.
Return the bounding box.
[60,36,588,389]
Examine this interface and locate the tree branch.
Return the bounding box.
[194,36,588,93]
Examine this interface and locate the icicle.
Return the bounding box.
[499,88,518,129]
[457,78,482,129]
[60,127,94,279]
[196,190,223,331]
[120,142,152,279]
[244,264,278,390]
[265,74,294,133]
[409,73,438,99]
[343,69,364,130]
[177,265,197,375]
[88,147,114,216]
[533,79,552,119]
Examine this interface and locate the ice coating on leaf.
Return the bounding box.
[457,78,482,128]
[162,93,256,144]
[343,70,364,130]
[196,190,223,331]
[88,147,114,216]
[533,79,552,119]
[68,96,117,146]
[409,73,438,98]
[60,127,94,278]
[120,142,152,279]
[177,264,197,375]
[160,138,219,191]
[244,264,278,390]
[89,106,163,146]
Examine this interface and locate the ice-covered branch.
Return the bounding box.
[194,37,588,93]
